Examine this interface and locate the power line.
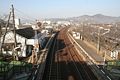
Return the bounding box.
[15,12,35,22]
[14,8,36,20]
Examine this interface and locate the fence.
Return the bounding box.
[0,61,33,80]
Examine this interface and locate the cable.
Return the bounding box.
[14,8,36,20]
[15,12,35,22]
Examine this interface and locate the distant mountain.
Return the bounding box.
[47,14,120,24]
[6,14,119,24]
[68,14,120,24]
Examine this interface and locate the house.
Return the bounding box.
[72,31,80,39]
[42,21,51,25]
[43,26,53,34]
[0,27,46,57]
[15,18,21,29]
[57,21,70,26]
[111,50,120,60]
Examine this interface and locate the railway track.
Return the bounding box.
[42,28,98,80]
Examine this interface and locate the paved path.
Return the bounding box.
[76,39,104,62]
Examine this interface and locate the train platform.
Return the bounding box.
[68,33,112,64]
[76,39,104,62]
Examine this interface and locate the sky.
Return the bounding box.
[0,0,120,20]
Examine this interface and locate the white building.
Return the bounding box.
[0,27,46,57]
[42,21,51,25]
[43,26,53,34]
[72,31,80,39]
[15,19,21,29]
[45,26,53,29]
[57,21,70,26]
[110,50,119,60]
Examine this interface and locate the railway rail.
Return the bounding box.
[42,28,98,80]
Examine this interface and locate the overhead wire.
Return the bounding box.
[15,12,35,22]
[14,8,37,21]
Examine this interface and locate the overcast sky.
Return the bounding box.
[0,0,120,20]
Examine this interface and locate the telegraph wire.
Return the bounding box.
[14,8,37,21]
[15,12,35,22]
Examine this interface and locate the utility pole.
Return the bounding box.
[0,24,1,38]
[34,29,38,62]
[0,12,11,55]
[31,22,41,64]
[12,4,18,60]
[82,23,84,40]
[97,27,103,54]
[12,4,17,48]
[2,12,11,44]
[103,51,106,67]
[97,28,100,54]
[0,23,1,54]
